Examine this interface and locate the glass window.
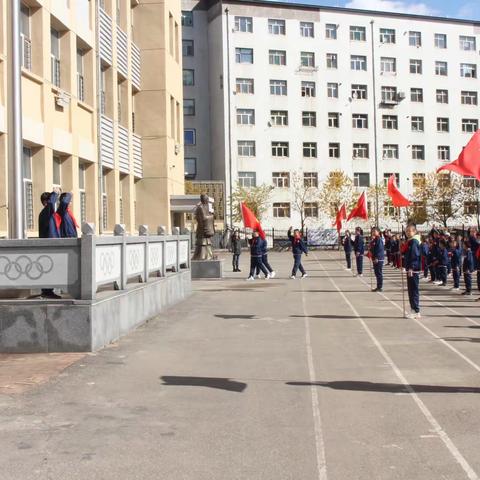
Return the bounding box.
[353,144,369,159]
[184,158,197,179]
[272,172,290,188]
[351,55,367,71]
[268,19,286,35]
[304,202,319,218]
[270,79,287,95]
[303,142,317,158]
[461,63,477,78]
[350,26,366,41]
[302,111,316,127]
[410,88,423,102]
[329,143,340,158]
[238,140,256,157]
[410,59,422,74]
[183,99,195,116]
[354,173,370,187]
[411,116,424,132]
[273,203,290,218]
[412,173,426,188]
[325,24,337,39]
[328,82,339,98]
[461,91,478,105]
[22,146,32,180]
[462,119,478,133]
[238,172,256,188]
[409,31,422,47]
[381,86,397,103]
[53,156,62,186]
[326,53,337,69]
[352,113,368,128]
[380,57,396,74]
[301,81,315,97]
[328,113,340,128]
[304,172,318,188]
[270,110,288,126]
[20,5,30,37]
[437,117,449,132]
[380,28,395,44]
[383,173,400,187]
[300,22,314,38]
[271,141,289,157]
[435,61,448,76]
[438,146,450,161]
[236,108,255,125]
[234,16,253,33]
[352,84,367,100]
[300,51,315,68]
[182,39,194,57]
[22,146,34,230]
[184,129,196,145]
[181,11,193,27]
[269,50,286,65]
[460,35,476,51]
[236,78,254,94]
[183,69,194,85]
[236,48,253,64]
[436,89,449,104]
[382,144,399,159]
[434,33,447,49]
[382,115,398,130]
[51,28,60,58]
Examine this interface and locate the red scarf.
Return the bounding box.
[67,207,80,229]
[53,212,62,230]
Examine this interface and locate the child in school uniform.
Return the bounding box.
[288,227,308,279]
[435,240,449,286]
[343,230,353,271]
[353,227,365,277]
[404,224,421,319]
[449,238,462,291]
[370,227,385,292]
[421,236,430,281]
[463,240,475,296]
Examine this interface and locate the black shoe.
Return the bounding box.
[462,291,472,296]
[41,293,62,299]
[237,269,241,272]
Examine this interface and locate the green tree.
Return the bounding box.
[318,170,355,218]
[231,183,274,222]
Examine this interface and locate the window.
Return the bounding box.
[79,163,86,224]
[328,82,339,98]
[77,49,85,101]
[272,141,289,157]
[381,86,397,103]
[238,172,256,188]
[184,158,197,179]
[352,113,368,129]
[438,146,450,162]
[236,108,255,125]
[236,78,254,94]
[273,203,290,218]
[460,35,476,51]
[22,147,34,230]
[20,5,31,70]
[412,145,425,160]
[351,55,367,71]
[302,111,316,127]
[183,69,194,85]
[354,173,370,187]
[437,117,449,132]
[353,144,369,159]
[270,79,287,96]
[350,26,366,41]
[234,16,253,33]
[326,53,337,69]
[380,57,396,74]
[269,50,286,65]
[462,119,478,133]
[326,23,337,39]
[412,173,425,188]
[461,91,478,105]
[410,88,423,102]
[301,81,315,97]
[238,140,256,157]
[181,11,193,27]
[182,39,194,57]
[270,110,288,126]
[300,22,314,38]
[268,19,285,35]
[184,129,196,145]
[50,28,61,87]
[436,89,449,104]
[236,48,253,64]
[382,115,398,130]
[328,113,340,128]
[303,142,317,158]
[410,59,422,74]
[409,31,421,47]
[183,99,195,116]
[380,28,395,44]
[329,143,340,158]
[352,84,367,100]
[383,173,400,187]
[464,201,477,215]
[383,144,399,159]
[304,172,318,188]
[300,51,315,68]
[461,63,477,78]
[435,61,448,76]
[272,172,290,188]
[304,202,319,218]
[435,33,447,49]
[411,116,424,132]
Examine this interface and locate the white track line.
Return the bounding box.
[301,283,328,480]
[317,256,479,480]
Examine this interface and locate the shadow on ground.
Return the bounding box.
[160,375,247,392]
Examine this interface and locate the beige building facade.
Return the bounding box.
[0,0,185,238]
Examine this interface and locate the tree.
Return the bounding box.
[231,183,273,223]
[318,170,355,219]
[290,172,320,232]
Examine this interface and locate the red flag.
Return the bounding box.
[387,175,411,207]
[437,130,480,180]
[241,203,266,239]
[347,192,368,221]
[332,204,347,232]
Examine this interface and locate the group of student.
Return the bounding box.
[39,188,79,298]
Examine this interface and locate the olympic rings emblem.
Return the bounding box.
[0,255,54,281]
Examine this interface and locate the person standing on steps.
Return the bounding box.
[246,230,269,281]
[343,230,353,271]
[353,227,364,277]
[370,227,385,292]
[230,229,242,272]
[288,227,308,279]
[404,223,422,319]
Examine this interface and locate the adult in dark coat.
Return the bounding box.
[230,229,242,272]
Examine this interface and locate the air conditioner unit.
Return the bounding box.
[396,91,406,101]
[55,91,70,108]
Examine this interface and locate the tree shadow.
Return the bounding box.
[286,380,480,394]
[160,376,247,392]
[215,314,256,320]
[442,337,480,344]
[444,325,480,329]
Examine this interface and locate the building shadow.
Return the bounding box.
[160,376,247,392]
[215,314,256,320]
[286,380,480,394]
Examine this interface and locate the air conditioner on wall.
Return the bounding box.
[55,91,70,108]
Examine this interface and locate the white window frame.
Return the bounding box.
[436,89,449,104]
[329,143,340,158]
[237,140,256,157]
[434,33,447,49]
[325,24,337,39]
[462,119,478,133]
[380,57,396,74]
[410,88,423,102]
[269,49,286,66]
[328,82,339,98]
[354,173,370,187]
[353,144,369,159]
[460,35,476,51]
[234,16,253,33]
[328,112,340,128]
[236,108,255,125]
[350,26,366,41]
[352,84,367,100]
[302,111,317,127]
[382,115,398,130]
[411,116,424,132]
[301,81,315,97]
[270,110,288,126]
[461,63,477,78]
[352,113,368,129]
[380,28,395,44]
[268,19,286,35]
[412,145,425,160]
[303,142,317,158]
[236,78,254,94]
[435,61,448,76]
[381,86,397,103]
[271,141,289,157]
[270,79,287,96]
[409,31,422,47]
[235,48,253,64]
[410,59,422,74]
[304,172,318,188]
[326,53,337,69]
[273,203,291,218]
[438,146,450,162]
[300,22,314,38]
[437,117,450,132]
[351,55,367,71]
[300,51,315,68]
[382,144,399,159]
[272,171,290,188]
[461,91,478,106]
[238,172,256,188]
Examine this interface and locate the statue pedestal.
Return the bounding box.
[191,259,224,279]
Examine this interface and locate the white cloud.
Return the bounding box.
[344,0,437,16]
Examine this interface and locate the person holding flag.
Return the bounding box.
[353,227,365,277]
[246,230,269,281]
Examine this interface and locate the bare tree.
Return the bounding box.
[290,172,320,232]
[231,183,274,223]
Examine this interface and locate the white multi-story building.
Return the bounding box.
[182,0,480,229]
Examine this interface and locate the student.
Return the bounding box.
[370,227,385,292]
[57,192,79,238]
[420,236,430,281]
[404,223,421,319]
[230,229,242,272]
[391,234,400,269]
[462,240,474,296]
[343,230,353,270]
[353,227,365,277]
[288,227,308,279]
[384,230,392,266]
[256,237,276,278]
[246,231,269,281]
[38,189,61,299]
[450,238,462,291]
[435,240,449,286]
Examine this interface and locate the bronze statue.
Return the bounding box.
[192,194,215,260]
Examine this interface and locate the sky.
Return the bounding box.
[263,0,480,20]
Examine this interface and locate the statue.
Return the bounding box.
[192,194,215,260]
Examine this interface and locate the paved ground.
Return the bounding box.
[1,251,480,480]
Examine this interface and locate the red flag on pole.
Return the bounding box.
[437,130,480,180]
[332,204,347,232]
[347,192,368,221]
[387,174,411,207]
[241,203,266,239]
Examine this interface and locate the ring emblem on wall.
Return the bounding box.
[0,255,54,281]
[99,251,116,276]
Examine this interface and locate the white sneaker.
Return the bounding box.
[270,271,276,279]
[358,274,363,277]
[290,275,296,279]
[264,275,270,280]
[422,277,430,282]
[434,281,442,285]
[302,273,308,278]
[345,268,351,271]
[406,311,421,319]
[246,276,255,281]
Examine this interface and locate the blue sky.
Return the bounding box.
[265,0,480,20]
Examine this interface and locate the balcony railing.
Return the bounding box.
[77,73,85,102]
[116,26,128,78]
[100,115,114,169]
[51,56,61,87]
[118,125,130,174]
[99,7,113,65]
[131,42,141,90]
[133,133,143,178]
[21,35,32,70]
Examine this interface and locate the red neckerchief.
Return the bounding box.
[53,212,61,230]
[67,207,80,229]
